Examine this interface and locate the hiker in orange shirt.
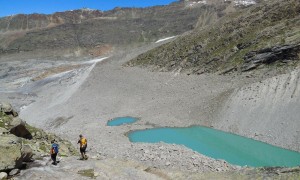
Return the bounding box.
[77,134,88,160]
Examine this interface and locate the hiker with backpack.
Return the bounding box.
[78,134,88,160]
[50,140,59,165]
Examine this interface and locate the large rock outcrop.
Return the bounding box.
[242,44,300,71]
[0,102,12,113]
[0,134,23,170]
[1,103,32,139]
[9,117,32,139]
[0,102,18,117]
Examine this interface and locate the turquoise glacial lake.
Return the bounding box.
[107,117,138,126]
[128,126,300,167]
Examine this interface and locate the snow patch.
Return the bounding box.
[82,57,110,65]
[155,36,176,43]
[187,0,207,7]
[225,0,256,6]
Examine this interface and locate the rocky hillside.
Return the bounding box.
[0,102,77,178]
[0,0,247,59]
[127,0,300,75]
[0,9,103,33]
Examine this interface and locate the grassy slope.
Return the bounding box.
[127,0,300,74]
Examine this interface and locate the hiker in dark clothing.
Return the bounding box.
[50,140,59,165]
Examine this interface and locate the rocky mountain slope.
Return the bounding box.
[0,9,103,33]
[127,0,300,75]
[0,0,247,59]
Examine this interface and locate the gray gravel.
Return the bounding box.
[1,42,299,177]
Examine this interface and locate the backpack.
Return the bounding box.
[52,143,59,154]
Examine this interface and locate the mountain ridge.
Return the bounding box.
[127,0,300,75]
[0,0,249,59]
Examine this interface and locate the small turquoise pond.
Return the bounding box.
[107,117,138,126]
[128,126,300,167]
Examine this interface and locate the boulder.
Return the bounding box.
[0,134,22,171]
[21,145,33,162]
[11,110,18,117]
[9,118,32,139]
[0,102,12,113]
[35,131,42,139]
[0,172,7,180]
[0,103,18,117]
[9,169,20,176]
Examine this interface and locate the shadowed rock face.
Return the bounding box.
[242,44,300,71]
[9,117,32,139]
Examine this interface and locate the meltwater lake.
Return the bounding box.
[107,117,138,126]
[128,126,300,167]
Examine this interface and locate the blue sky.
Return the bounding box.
[0,0,178,17]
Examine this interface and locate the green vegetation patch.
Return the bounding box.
[0,112,12,128]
